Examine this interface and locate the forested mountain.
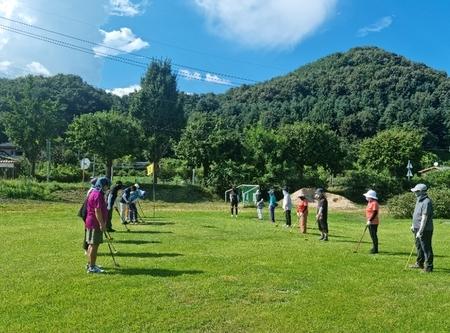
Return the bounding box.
[187,47,450,148]
[0,74,119,139]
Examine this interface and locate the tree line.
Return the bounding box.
[0,47,448,198]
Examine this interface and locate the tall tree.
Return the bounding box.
[1,96,61,177]
[66,110,143,178]
[357,128,424,177]
[129,60,185,183]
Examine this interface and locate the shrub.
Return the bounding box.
[332,169,406,203]
[0,178,55,200]
[421,170,450,189]
[388,188,450,219]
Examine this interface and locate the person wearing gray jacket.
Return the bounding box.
[282,187,292,227]
[409,183,434,273]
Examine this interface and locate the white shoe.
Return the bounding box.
[87,265,105,274]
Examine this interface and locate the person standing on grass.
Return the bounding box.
[409,184,434,273]
[81,177,97,255]
[85,176,110,274]
[120,184,137,223]
[230,186,239,218]
[268,188,277,224]
[315,188,329,241]
[255,188,264,221]
[363,190,380,254]
[282,186,292,227]
[106,180,123,232]
[296,192,308,233]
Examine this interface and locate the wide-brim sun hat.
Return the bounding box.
[363,190,378,200]
[411,183,427,192]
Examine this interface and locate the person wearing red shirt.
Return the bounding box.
[363,190,380,254]
[296,192,309,233]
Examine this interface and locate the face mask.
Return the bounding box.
[415,191,423,198]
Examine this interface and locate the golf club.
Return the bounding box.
[105,238,120,267]
[103,231,118,254]
[404,235,416,269]
[114,207,130,232]
[137,201,148,220]
[353,224,368,253]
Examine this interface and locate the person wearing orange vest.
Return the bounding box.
[363,190,380,254]
[296,192,308,233]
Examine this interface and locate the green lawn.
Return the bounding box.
[1,200,450,332]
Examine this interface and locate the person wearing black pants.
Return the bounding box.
[229,186,239,218]
[282,187,292,227]
[363,190,380,254]
[106,180,123,232]
[315,188,328,241]
[410,183,434,273]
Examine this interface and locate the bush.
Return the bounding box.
[0,178,55,200]
[421,170,450,189]
[48,164,81,183]
[388,188,450,219]
[332,169,406,203]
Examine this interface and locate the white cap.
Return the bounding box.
[411,184,427,192]
[363,190,378,200]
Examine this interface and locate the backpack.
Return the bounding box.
[77,198,88,222]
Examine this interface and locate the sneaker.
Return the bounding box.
[87,265,105,274]
[121,221,128,225]
[319,236,324,240]
[370,248,378,254]
[409,263,424,269]
[85,264,103,270]
[107,228,116,233]
[322,236,329,241]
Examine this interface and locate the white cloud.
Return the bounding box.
[0,0,109,84]
[108,0,147,17]
[0,0,19,18]
[106,84,141,97]
[193,0,337,49]
[205,73,231,85]
[357,16,393,37]
[179,69,201,81]
[0,37,9,50]
[93,28,149,57]
[0,60,12,73]
[26,61,50,76]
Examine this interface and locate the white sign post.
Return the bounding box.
[406,160,413,181]
[80,158,91,182]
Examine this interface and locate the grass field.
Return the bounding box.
[1,200,450,332]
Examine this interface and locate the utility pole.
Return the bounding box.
[46,139,51,182]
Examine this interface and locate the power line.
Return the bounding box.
[14,3,287,73]
[0,15,257,84]
[0,23,238,86]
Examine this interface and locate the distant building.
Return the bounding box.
[0,142,21,178]
[0,142,21,157]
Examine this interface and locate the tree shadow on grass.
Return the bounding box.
[100,252,183,258]
[332,239,371,244]
[201,225,217,229]
[114,240,161,245]
[115,230,173,234]
[112,268,204,277]
[381,251,448,258]
[136,221,175,226]
[433,268,450,273]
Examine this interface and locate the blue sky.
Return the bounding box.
[0,0,449,96]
